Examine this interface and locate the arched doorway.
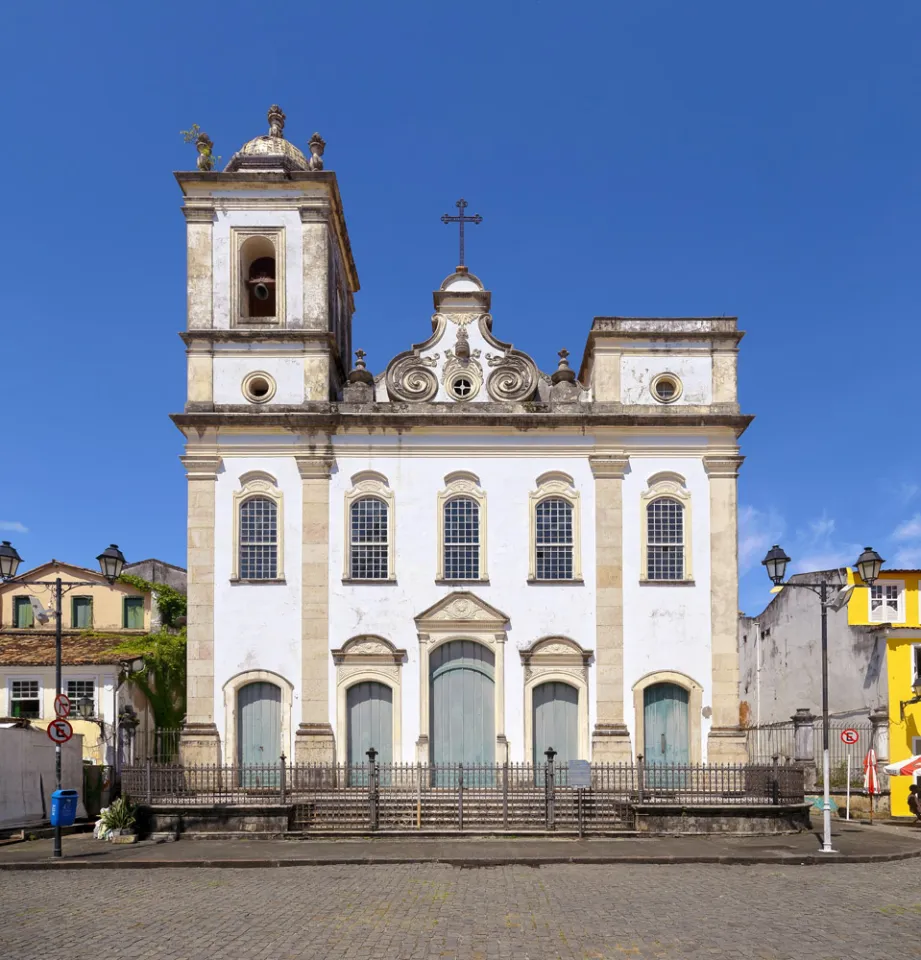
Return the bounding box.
[532,681,578,768]
[430,640,495,766]
[237,681,281,786]
[347,681,393,765]
[643,682,689,764]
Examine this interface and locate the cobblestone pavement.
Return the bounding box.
[2,861,920,960]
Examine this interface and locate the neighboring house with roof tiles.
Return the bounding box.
[0,558,186,765]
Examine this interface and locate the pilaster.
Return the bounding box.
[299,202,331,332]
[589,454,633,761]
[186,337,213,407]
[182,205,215,331]
[294,452,336,763]
[703,453,748,763]
[179,453,221,765]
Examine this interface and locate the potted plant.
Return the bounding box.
[96,795,138,844]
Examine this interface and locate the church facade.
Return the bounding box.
[174,107,752,770]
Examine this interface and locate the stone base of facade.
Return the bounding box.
[179,723,222,765]
[591,723,633,763]
[294,722,336,763]
[634,803,810,835]
[706,727,748,764]
[415,735,429,763]
[496,735,509,764]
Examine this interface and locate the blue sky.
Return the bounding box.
[1,1,919,614]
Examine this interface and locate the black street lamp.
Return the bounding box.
[761,544,883,854]
[0,542,129,859]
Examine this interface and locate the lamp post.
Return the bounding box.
[0,541,126,859]
[761,544,883,854]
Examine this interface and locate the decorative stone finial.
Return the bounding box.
[348,349,374,385]
[454,326,471,361]
[551,348,576,384]
[307,132,326,171]
[195,133,215,171]
[268,105,286,139]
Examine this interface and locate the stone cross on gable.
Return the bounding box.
[441,198,482,268]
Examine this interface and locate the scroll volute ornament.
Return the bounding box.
[385,351,440,401]
[485,350,539,401]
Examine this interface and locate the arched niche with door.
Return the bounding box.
[520,636,592,768]
[332,635,406,765]
[222,670,293,772]
[632,671,703,765]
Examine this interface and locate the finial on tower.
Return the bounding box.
[349,349,374,385]
[268,105,286,138]
[551,348,576,384]
[441,198,483,268]
[308,132,326,171]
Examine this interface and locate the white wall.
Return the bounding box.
[213,354,305,405]
[213,456,304,753]
[621,456,713,756]
[328,439,597,762]
[212,209,304,329]
[621,354,712,405]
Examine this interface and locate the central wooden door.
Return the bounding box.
[430,640,495,766]
[643,682,690,764]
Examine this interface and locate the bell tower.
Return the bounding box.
[173,106,359,765]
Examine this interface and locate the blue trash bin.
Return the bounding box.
[50,789,79,827]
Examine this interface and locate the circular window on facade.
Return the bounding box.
[448,374,478,401]
[650,373,682,404]
[242,371,277,404]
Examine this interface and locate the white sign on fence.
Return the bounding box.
[568,759,591,787]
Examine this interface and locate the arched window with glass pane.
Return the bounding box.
[443,497,480,580]
[239,496,278,580]
[350,497,390,580]
[535,497,574,580]
[646,497,684,580]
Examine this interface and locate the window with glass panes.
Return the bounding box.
[444,497,479,579]
[66,679,95,716]
[535,498,574,580]
[239,496,278,579]
[71,596,93,629]
[913,645,921,685]
[123,596,144,629]
[869,582,902,623]
[646,497,684,580]
[13,596,33,628]
[10,680,40,718]
[350,497,389,579]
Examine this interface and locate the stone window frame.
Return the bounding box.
[436,471,488,583]
[639,471,694,584]
[528,472,583,583]
[632,669,704,765]
[332,635,407,764]
[7,676,42,719]
[912,644,921,687]
[342,471,396,582]
[231,226,286,328]
[231,471,285,583]
[520,636,592,763]
[222,669,293,768]
[869,580,905,624]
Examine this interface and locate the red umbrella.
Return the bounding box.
[864,749,880,793]
[884,755,921,777]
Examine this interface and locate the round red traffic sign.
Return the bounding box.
[841,728,859,745]
[46,719,73,744]
[54,693,71,719]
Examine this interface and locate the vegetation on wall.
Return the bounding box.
[112,575,188,732]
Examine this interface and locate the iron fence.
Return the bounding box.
[746,720,875,787]
[122,758,804,833]
[136,728,182,764]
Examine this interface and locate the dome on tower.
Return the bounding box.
[223,105,325,173]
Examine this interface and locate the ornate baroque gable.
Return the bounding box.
[414,591,510,631]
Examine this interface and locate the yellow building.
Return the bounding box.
[847,567,921,817]
[0,560,155,764]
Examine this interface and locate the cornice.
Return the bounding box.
[179,330,335,346]
[181,206,216,223]
[702,454,745,478]
[589,455,630,479]
[294,453,335,479]
[180,454,222,480]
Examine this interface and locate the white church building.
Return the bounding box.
[174,107,751,770]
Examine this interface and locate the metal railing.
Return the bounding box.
[135,728,182,764]
[122,756,805,833]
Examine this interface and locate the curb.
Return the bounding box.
[3,848,921,869]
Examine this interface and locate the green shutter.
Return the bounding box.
[14,597,34,628]
[123,597,144,629]
[72,597,92,629]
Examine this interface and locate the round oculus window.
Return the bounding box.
[650,373,682,404]
[448,374,478,401]
[242,371,277,404]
